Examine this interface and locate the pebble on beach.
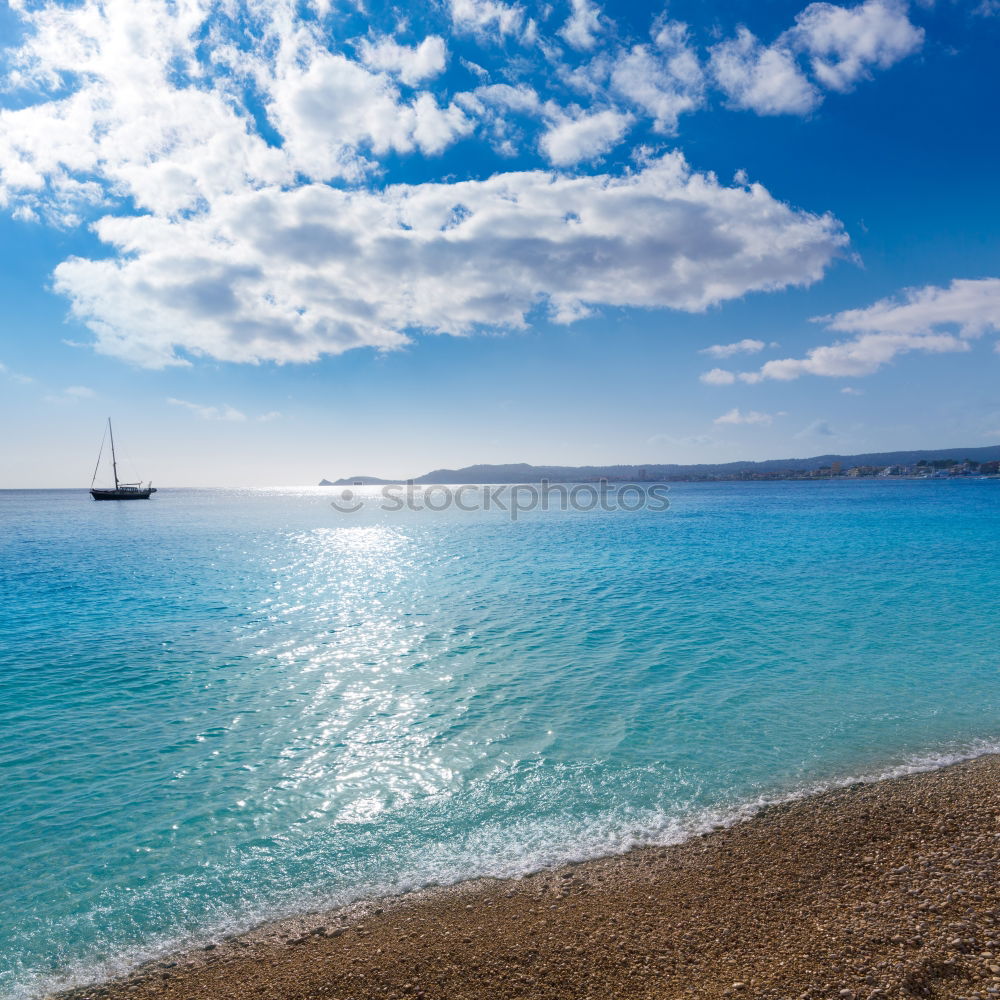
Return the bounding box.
[59,755,1000,1000]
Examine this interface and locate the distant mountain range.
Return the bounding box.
[320,445,1000,485]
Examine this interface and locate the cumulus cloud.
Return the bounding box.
[710,0,922,116]
[709,29,819,115]
[700,368,738,385]
[0,0,867,369]
[0,2,293,222]
[358,35,448,86]
[610,22,705,132]
[714,408,778,425]
[747,331,969,381]
[0,0,473,223]
[267,53,472,177]
[822,277,1000,337]
[457,83,543,152]
[467,83,542,114]
[448,0,529,40]
[0,0,922,229]
[788,0,924,93]
[539,107,632,165]
[52,154,847,366]
[701,338,767,358]
[737,278,1000,382]
[559,0,603,50]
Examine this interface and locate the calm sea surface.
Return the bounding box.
[2,482,999,997]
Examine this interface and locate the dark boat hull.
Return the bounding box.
[90,488,156,500]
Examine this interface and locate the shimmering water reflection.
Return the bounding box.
[1,482,998,998]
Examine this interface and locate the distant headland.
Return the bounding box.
[320,445,1000,486]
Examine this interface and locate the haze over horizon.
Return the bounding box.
[0,0,998,487]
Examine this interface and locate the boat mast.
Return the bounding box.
[108,418,120,489]
[91,423,107,489]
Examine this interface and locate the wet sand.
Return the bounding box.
[59,754,1000,1000]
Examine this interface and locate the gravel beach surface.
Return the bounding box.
[58,754,1000,1000]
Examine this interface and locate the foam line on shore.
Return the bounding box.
[24,739,1000,1000]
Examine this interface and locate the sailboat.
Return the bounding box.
[90,419,157,500]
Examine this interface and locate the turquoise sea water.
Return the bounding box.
[2,481,999,998]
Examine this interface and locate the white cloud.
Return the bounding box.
[468,83,542,114]
[267,53,472,177]
[709,0,922,116]
[539,107,632,165]
[0,0,919,232]
[559,0,603,51]
[610,22,705,132]
[710,29,819,115]
[789,0,924,93]
[460,57,490,79]
[841,386,863,394]
[750,330,969,380]
[449,0,528,40]
[0,0,292,222]
[822,277,1000,337]
[51,153,847,366]
[167,398,248,422]
[459,83,542,152]
[714,408,778,425]
[0,0,861,369]
[700,368,738,385]
[358,35,448,86]
[737,278,1000,382]
[0,0,471,222]
[701,338,767,358]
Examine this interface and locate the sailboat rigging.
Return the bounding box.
[90,419,157,500]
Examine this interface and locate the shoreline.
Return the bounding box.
[56,753,1000,1000]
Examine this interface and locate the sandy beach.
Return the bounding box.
[57,754,1000,1000]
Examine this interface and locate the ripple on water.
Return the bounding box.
[0,482,999,998]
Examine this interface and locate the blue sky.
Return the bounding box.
[0,0,997,486]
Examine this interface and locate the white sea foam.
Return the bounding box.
[12,739,1000,1000]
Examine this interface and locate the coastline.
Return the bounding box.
[57,754,1000,1000]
